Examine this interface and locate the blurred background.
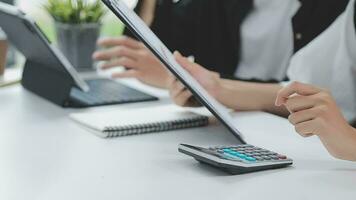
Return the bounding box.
[16,0,137,42]
[0,0,137,71]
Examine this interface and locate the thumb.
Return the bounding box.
[275,82,322,106]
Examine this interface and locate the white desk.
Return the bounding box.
[0,80,355,200]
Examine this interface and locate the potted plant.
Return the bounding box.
[44,0,106,71]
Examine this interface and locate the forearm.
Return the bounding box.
[345,126,356,161]
[216,79,289,116]
[340,126,356,160]
[319,125,356,161]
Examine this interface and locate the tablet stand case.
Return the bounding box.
[21,59,75,107]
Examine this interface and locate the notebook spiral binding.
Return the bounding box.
[103,116,209,138]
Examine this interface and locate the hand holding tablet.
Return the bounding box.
[102,0,294,174]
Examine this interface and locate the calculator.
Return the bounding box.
[178,144,293,174]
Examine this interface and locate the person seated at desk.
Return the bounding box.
[93,0,251,88]
[93,0,348,87]
[168,0,356,161]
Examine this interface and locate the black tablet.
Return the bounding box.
[0,2,89,92]
[102,0,246,144]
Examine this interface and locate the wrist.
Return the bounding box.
[342,125,356,161]
[215,80,284,113]
[215,79,238,109]
[162,73,174,89]
[214,78,226,103]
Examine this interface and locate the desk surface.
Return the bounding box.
[0,79,355,200]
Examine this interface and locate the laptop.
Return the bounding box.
[0,3,158,108]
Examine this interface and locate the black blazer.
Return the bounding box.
[293,0,349,52]
[125,0,252,78]
[125,0,349,80]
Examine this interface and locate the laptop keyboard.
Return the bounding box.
[70,79,158,107]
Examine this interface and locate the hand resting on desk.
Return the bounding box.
[276,82,356,161]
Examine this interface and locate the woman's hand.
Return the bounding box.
[92,36,172,89]
[276,82,356,161]
[168,51,222,107]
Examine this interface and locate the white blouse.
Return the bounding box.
[235,0,300,81]
[287,0,356,122]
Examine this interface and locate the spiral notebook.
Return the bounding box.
[70,105,209,138]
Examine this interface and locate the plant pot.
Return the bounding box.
[55,22,100,71]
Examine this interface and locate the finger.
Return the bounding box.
[186,96,201,107]
[288,107,321,125]
[170,80,186,98]
[174,90,193,106]
[174,51,203,76]
[166,74,176,86]
[112,70,139,79]
[97,36,144,49]
[285,95,316,113]
[93,46,140,61]
[276,82,322,106]
[294,120,317,137]
[100,57,137,70]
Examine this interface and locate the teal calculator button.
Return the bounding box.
[223,153,238,159]
[245,157,257,162]
[223,149,232,153]
[231,153,246,159]
[231,152,244,157]
[227,152,239,156]
[239,155,247,159]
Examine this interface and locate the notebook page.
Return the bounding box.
[70,105,206,132]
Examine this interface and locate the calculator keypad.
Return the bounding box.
[209,145,288,163]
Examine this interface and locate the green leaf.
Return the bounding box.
[43,0,106,24]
